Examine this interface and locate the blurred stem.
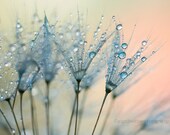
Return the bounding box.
[74,91,79,135]
[99,99,114,135]
[67,96,76,135]
[77,90,88,134]
[74,81,80,135]
[92,92,109,135]
[0,108,16,135]
[19,92,26,135]
[29,90,37,135]
[6,99,21,135]
[45,81,50,135]
[12,90,18,109]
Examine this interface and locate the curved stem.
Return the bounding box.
[6,100,21,135]
[0,108,16,135]
[67,96,76,135]
[77,90,88,134]
[99,100,114,135]
[74,91,79,135]
[45,81,50,135]
[19,92,26,135]
[92,92,109,135]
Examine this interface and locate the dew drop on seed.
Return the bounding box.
[112,16,115,22]
[141,57,147,62]
[89,51,96,59]
[73,47,78,52]
[142,40,147,46]
[120,72,128,79]
[121,43,128,49]
[116,24,123,30]
[118,51,126,59]
[11,129,15,134]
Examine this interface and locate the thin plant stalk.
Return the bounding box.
[74,81,80,135]
[67,96,76,135]
[29,90,36,135]
[19,92,26,135]
[12,90,18,109]
[92,92,109,135]
[6,99,21,135]
[45,81,50,135]
[74,91,79,135]
[0,108,16,135]
[99,99,114,135]
[77,90,88,134]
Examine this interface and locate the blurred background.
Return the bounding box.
[0,0,170,135]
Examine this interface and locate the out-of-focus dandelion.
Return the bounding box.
[54,13,115,135]
[0,44,19,135]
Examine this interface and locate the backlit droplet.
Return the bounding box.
[89,51,96,59]
[142,40,147,46]
[118,51,126,59]
[112,16,115,22]
[116,24,123,30]
[121,43,128,49]
[73,47,78,52]
[141,57,147,62]
[120,72,128,79]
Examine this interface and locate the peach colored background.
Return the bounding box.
[0,0,170,135]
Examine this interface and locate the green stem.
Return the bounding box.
[45,81,50,135]
[77,90,88,134]
[6,99,21,135]
[67,96,76,135]
[99,100,114,135]
[74,91,79,135]
[19,92,26,135]
[92,92,109,135]
[0,108,16,135]
[29,90,36,135]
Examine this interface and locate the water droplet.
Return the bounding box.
[59,33,63,39]
[116,24,123,30]
[89,51,96,59]
[4,62,11,67]
[118,51,126,59]
[114,43,119,48]
[73,47,78,52]
[16,22,23,32]
[121,43,128,49]
[11,129,15,134]
[142,40,147,46]
[141,57,147,62]
[79,40,84,45]
[119,72,128,79]
[112,16,115,22]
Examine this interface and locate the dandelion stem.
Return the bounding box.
[67,96,76,135]
[45,81,50,135]
[74,81,80,135]
[6,99,21,135]
[74,91,79,135]
[29,90,36,135]
[99,99,114,135]
[77,90,88,134]
[12,90,18,109]
[19,92,26,135]
[92,92,109,135]
[0,108,15,135]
